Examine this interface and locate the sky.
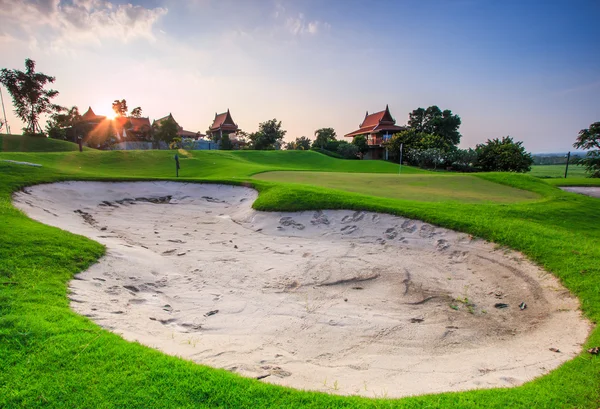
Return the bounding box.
[0,0,599,153]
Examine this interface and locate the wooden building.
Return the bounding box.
[209,109,239,140]
[344,105,405,159]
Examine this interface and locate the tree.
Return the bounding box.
[220,134,233,150]
[383,129,422,163]
[475,136,533,172]
[313,128,337,149]
[130,107,142,118]
[446,148,479,172]
[337,142,359,159]
[352,135,368,156]
[249,118,286,150]
[46,105,84,140]
[112,99,128,117]
[153,117,179,146]
[286,136,312,150]
[0,119,4,133]
[0,58,61,135]
[408,106,462,146]
[573,121,600,177]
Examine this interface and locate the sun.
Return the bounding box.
[105,111,116,120]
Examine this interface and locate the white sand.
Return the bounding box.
[14,181,591,398]
[561,186,600,198]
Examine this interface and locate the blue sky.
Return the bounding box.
[1,0,599,152]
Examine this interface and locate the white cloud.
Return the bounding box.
[0,0,167,49]
[272,2,329,36]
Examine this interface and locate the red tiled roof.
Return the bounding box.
[344,105,403,138]
[81,106,106,122]
[210,109,238,131]
[114,116,151,132]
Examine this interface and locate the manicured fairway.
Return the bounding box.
[529,164,587,179]
[254,171,541,203]
[1,149,599,408]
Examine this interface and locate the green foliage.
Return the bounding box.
[446,148,479,172]
[45,106,84,141]
[312,127,337,149]
[169,137,182,150]
[0,58,61,134]
[285,136,312,150]
[384,129,427,164]
[295,136,312,150]
[220,134,233,150]
[153,117,178,145]
[573,121,600,177]
[352,135,368,155]
[411,148,446,169]
[111,99,128,117]
[130,106,142,118]
[336,141,359,159]
[408,106,462,146]
[249,119,286,150]
[475,136,534,172]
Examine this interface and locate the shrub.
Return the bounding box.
[475,136,533,172]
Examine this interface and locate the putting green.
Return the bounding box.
[254,171,542,203]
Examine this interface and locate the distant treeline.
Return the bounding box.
[532,153,583,165]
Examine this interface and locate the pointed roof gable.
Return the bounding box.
[81,106,106,122]
[344,105,405,138]
[210,109,238,132]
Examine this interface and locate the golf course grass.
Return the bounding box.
[254,171,541,203]
[529,164,587,179]
[0,133,90,152]
[1,144,599,408]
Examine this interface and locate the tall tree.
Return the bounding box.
[249,119,286,150]
[313,128,337,149]
[112,99,128,117]
[46,106,83,140]
[0,58,61,134]
[352,135,369,156]
[408,106,462,145]
[153,117,179,145]
[573,121,600,177]
[130,107,142,118]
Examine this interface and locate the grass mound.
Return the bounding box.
[0,134,88,152]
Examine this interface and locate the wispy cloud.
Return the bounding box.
[273,2,330,36]
[0,0,167,49]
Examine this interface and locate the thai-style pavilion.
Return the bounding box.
[344,105,406,159]
[209,109,239,139]
[81,107,106,125]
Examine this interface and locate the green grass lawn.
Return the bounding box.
[1,150,599,408]
[529,164,587,179]
[254,171,541,203]
[0,133,89,152]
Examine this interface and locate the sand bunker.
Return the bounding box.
[561,186,600,198]
[14,181,590,398]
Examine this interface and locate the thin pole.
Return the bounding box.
[0,86,9,134]
[564,151,570,179]
[398,143,403,174]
